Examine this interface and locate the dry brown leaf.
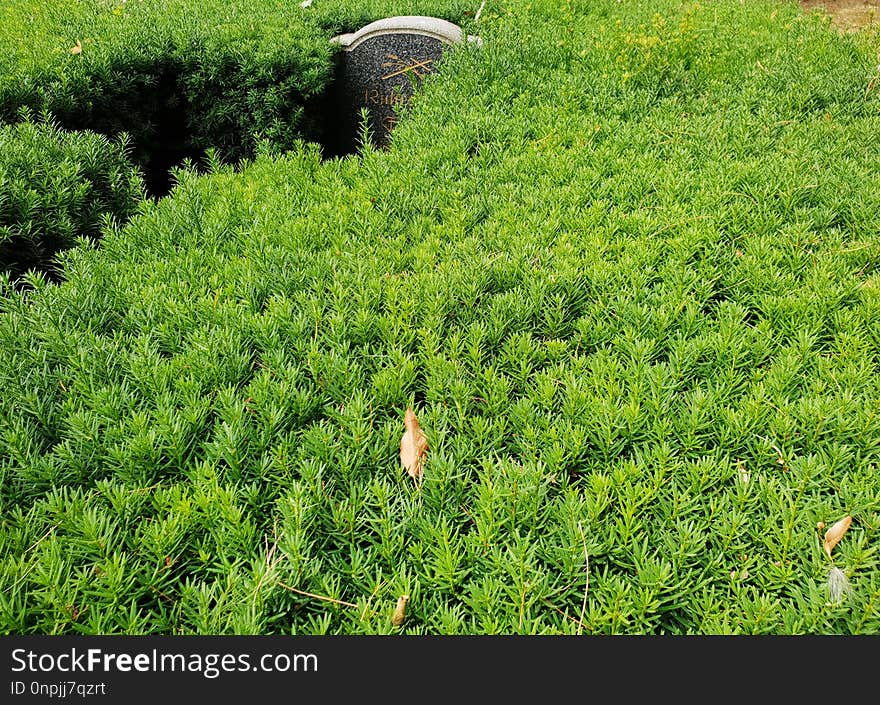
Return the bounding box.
[735,458,749,485]
[823,515,852,558]
[391,594,409,626]
[70,40,82,55]
[399,407,428,482]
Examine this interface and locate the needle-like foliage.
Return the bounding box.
[1,0,879,635]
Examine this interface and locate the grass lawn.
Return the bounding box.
[1,0,879,634]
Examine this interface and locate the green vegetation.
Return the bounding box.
[1,0,879,634]
[0,113,144,281]
[1,0,329,193]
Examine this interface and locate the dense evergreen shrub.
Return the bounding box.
[305,0,476,34]
[0,2,334,192]
[0,115,144,281]
[0,0,879,635]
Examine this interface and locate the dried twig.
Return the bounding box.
[474,0,486,22]
[149,585,174,603]
[543,599,588,632]
[577,522,589,635]
[3,522,61,595]
[276,581,358,609]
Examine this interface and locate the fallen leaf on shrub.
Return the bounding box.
[823,515,852,558]
[391,595,409,626]
[70,40,82,55]
[400,407,428,482]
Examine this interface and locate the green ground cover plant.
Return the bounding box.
[0,113,144,282]
[0,0,879,634]
[2,0,323,195]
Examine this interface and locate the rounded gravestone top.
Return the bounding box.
[331,15,482,49]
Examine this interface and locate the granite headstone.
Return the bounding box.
[329,16,481,154]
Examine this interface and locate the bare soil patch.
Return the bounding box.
[800,0,880,31]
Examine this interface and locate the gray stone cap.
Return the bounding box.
[330,15,482,49]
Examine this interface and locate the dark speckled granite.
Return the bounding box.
[328,17,475,155]
[345,33,445,148]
